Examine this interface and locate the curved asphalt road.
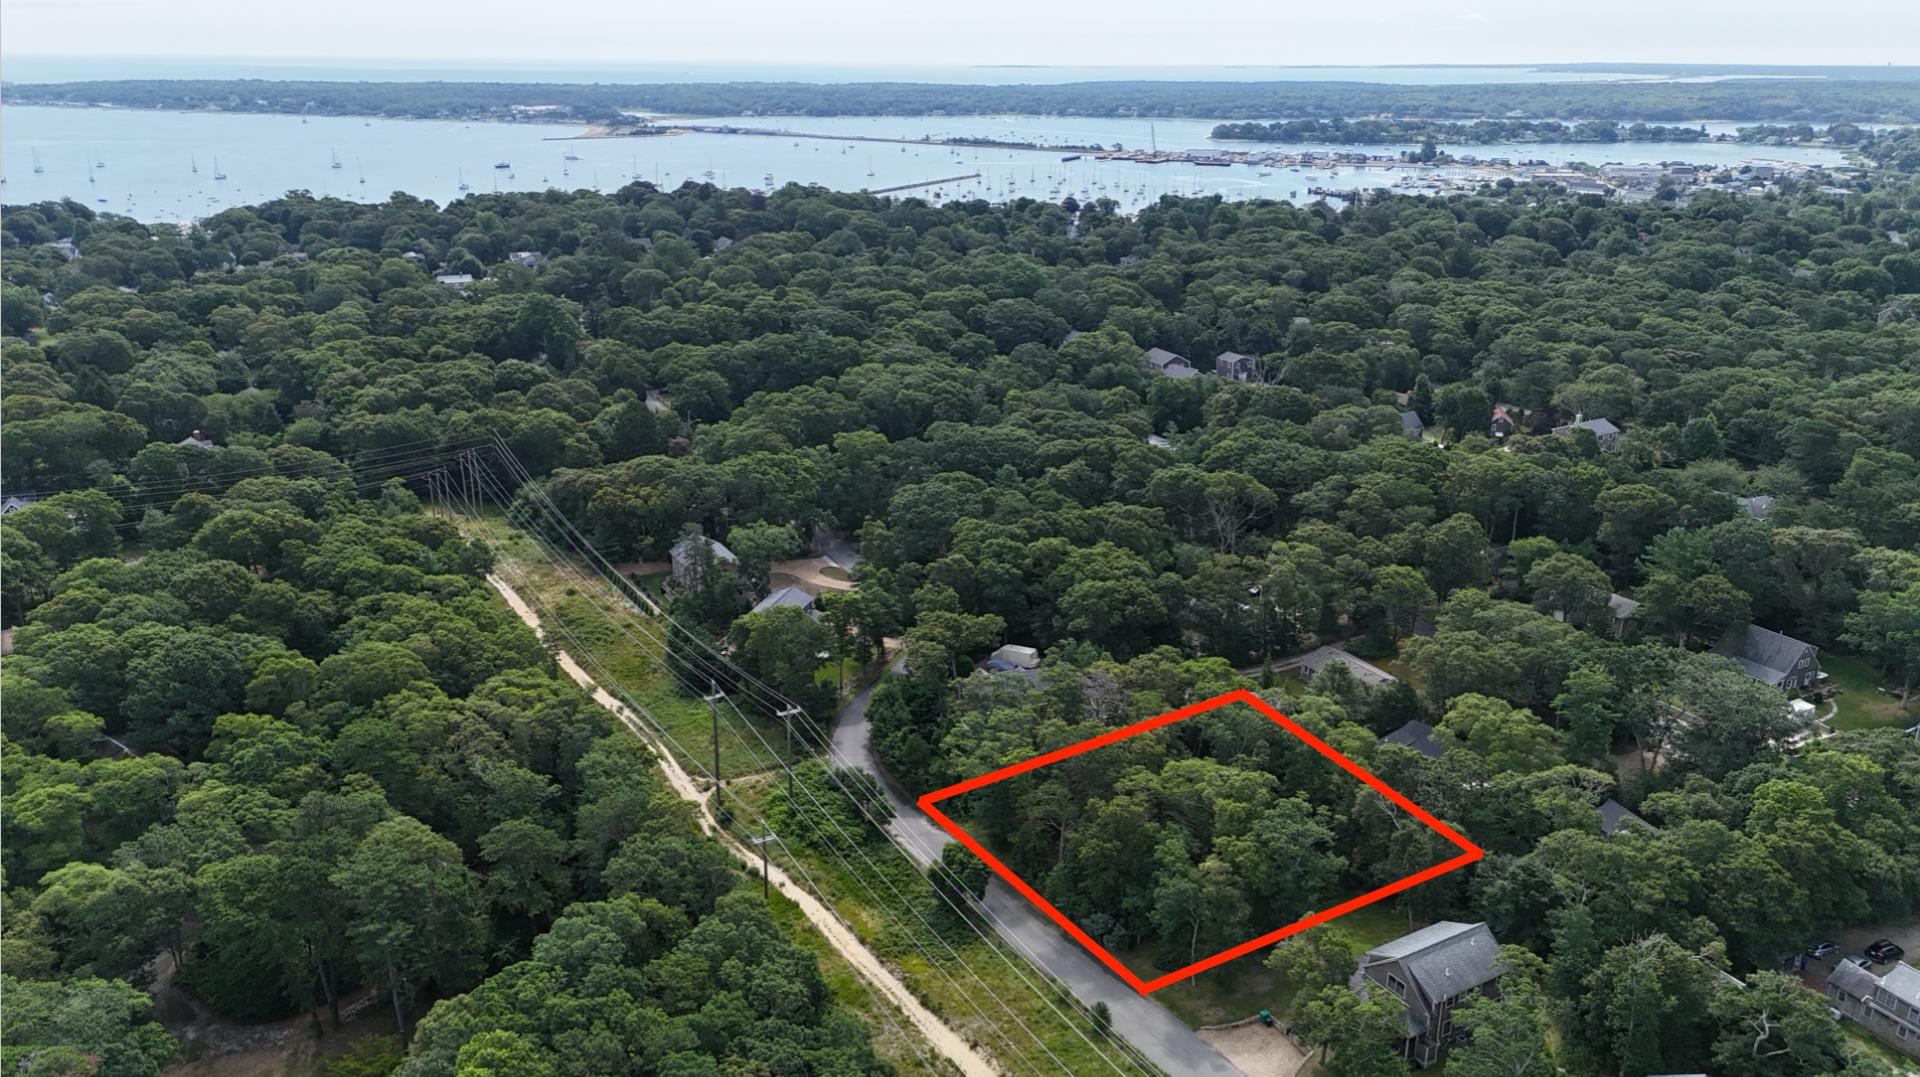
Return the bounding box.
[830,662,1244,1077]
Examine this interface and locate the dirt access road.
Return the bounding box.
[488,575,996,1077]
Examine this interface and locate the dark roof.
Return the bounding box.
[1829,958,1882,1000]
[1381,719,1443,760]
[1362,922,1503,1008]
[1400,410,1425,433]
[1143,347,1188,369]
[1710,624,1817,686]
[1599,798,1651,835]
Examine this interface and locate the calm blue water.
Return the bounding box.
[0,105,1848,222]
[1,56,1677,85]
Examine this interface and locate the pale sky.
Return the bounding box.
[2,0,1917,69]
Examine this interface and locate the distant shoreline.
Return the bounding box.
[10,75,1920,124]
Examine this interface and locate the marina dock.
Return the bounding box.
[864,173,981,194]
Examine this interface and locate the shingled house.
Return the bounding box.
[1711,624,1822,690]
[1351,922,1504,1067]
[1827,959,1920,1063]
[670,533,738,589]
[1142,348,1197,379]
[1214,351,1259,381]
[1551,415,1624,453]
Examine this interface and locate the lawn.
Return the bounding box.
[1823,653,1916,732]
[464,509,803,779]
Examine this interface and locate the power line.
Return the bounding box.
[454,456,1063,1075]
[470,441,1159,1076]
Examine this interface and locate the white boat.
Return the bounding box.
[213,155,226,181]
[457,168,469,192]
[331,148,343,170]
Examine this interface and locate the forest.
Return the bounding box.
[3,141,1920,1076]
[13,74,1920,123]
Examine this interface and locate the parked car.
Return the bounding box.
[1865,939,1905,963]
[1806,942,1839,959]
[1844,954,1873,969]
[982,658,1018,672]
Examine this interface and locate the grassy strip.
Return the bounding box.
[727,779,1157,1076]
[473,511,802,778]
[470,510,1154,1075]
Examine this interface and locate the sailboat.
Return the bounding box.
[88,161,96,185]
[457,168,470,191]
[866,156,875,177]
[563,150,581,161]
[95,153,106,169]
[494,158,511,169]
[357,159,366,185]
[32,149,44,174]
[191,153,198,174]
[330,148,343,170]
[213,155,226,181]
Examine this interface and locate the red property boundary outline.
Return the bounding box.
[916,688,1484,995]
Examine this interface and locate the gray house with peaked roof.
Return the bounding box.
[1143,348,1197,379]
[1351,921,1503,1067]
[1381,720,1444,760]
[750,584,820,620]
[1828,959,1920,1062]
[1599,798,1651,835]
[1214,351,1259,381]
[670,533,738,589]
[1552,415,1624,453]
[1400,410,1426,440]
[1711,624,1821,690]
[1296,645,1398,687]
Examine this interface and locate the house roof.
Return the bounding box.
[1881,961,1920,1007]
[1599,798,1651,835]
[1381,720,1443,760]
[1608,593,1641,620]
[1553,417,1621,437]
[1215,350,1256,366]
[1297,645,1398,687]
[1830,958,1879,999]
[1736,494,1775,521]
[671,533,738,564]
[751,585,818,615]
[1711,624,1817,686]
[1143,347,1187,369]
[1363,921,1503,1007]
[1400,410,1425,433]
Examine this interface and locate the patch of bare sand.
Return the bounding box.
[1198,1022,1309,1077]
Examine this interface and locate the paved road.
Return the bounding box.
[830,661,1244,1077]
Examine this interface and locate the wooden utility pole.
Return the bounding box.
[752,831,777,899]
[777,704,803,801]
[704,682,726,818]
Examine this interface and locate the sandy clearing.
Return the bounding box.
[1197,1023,1309,1077]
[488,574,996,1077]
[772,555,859,592]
